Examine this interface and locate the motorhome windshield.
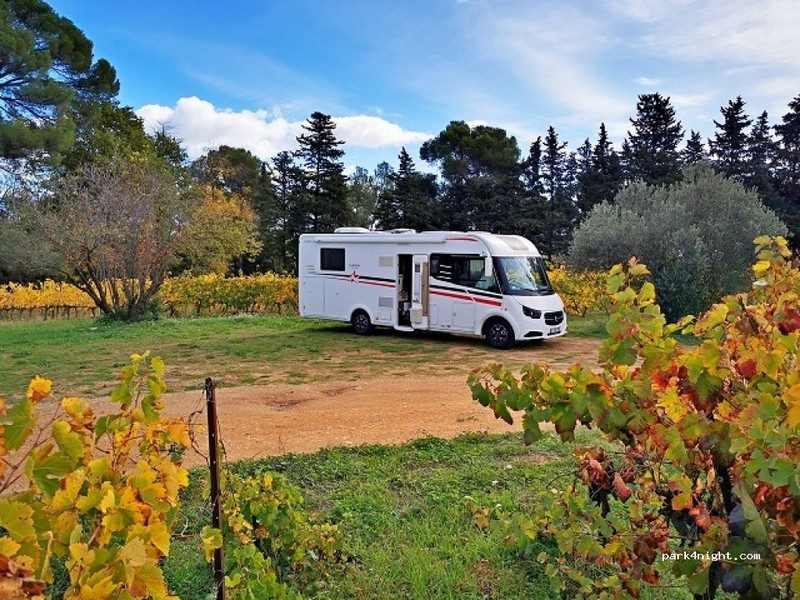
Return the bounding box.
[495,256,553,296]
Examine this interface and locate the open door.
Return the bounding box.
[410,254,429,329]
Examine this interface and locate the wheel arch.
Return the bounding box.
[480,312,520,340]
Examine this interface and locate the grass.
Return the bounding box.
[164,432,696,600]
[0,313,607,399]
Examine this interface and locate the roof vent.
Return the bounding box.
[333,227,370,234]
[388,228,416,234]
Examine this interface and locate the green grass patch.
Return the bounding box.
[169,431,694,600]
[0,314,606,399]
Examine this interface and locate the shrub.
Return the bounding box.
[569,163,787,320]
[0,353,192,598]
[470,236,800,599]
[201,468,346,599]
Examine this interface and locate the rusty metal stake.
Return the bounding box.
[205,377,226,600]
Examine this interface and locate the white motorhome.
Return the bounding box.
[298,228,566,349]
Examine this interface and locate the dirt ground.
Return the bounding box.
[126,335,601,467]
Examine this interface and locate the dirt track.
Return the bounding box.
[129,336,603,467]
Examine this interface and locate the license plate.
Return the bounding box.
[549,327,561,335]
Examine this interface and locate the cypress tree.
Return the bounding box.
[624,93,684,184]
[295,111,349,231]
[575,138,593,215]
[709,96,752,180]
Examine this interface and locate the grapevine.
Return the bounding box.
[470,236,800,599]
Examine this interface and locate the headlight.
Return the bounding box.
[522,306,541,319]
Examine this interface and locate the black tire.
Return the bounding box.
[484,318,514,350]
[351,309,374,335]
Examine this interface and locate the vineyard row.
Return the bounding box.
[0,269,605,320]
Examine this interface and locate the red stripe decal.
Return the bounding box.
[430,289,502,307]
[360,280,395,288]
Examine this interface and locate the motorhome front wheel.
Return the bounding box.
[351,310,374,335]
[485,318,514,350]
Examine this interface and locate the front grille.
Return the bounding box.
[544,310,564,326]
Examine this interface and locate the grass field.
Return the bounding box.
[164,432,694,600]
[0,313,606,398]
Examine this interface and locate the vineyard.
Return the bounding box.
[0,274,299,320]
[0,269,603,321]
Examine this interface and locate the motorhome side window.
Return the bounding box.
[430,254,497,291]
[320,248,346,271]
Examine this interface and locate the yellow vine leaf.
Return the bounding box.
[167,422,191,448]
[657,386,689,423]
[61,397,93,427]
[26,376,52,403]
[200,526,223,562]
[74,574,116,600]
[785,384,800,428]
[148,521,171,556]
[0,536,21,557]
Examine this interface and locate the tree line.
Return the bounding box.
[214,92,800,270]
[2,0,799,289]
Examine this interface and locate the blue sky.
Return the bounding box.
[51,0,800,171]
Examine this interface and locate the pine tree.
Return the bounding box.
[575,138,593,215]
[709,96,752,180]
[295,111,349,231]
[347,167,378,228]
[264,150,306,272]
[682,130,706,166]
[624,93,684,184]
[519,137,547,249]
[420,121,521,231]
[774,95,800,241]
[746,111,776,201]
[374,147,440,231]
[540,126,578,256]
[1,0,119,162]
[577,123,623,216]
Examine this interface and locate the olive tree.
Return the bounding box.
[34,160,196,319]
[569,163,786,320]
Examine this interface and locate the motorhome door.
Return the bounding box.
[410,254,429,329]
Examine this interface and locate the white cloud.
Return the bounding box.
[136,97,430,160]
[669,92,714,109]
[628,0,800,68]
[634,76,661,86]
[334,115,429,148]
[465,5,630,127]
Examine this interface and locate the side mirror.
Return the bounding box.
[485,256,493,277]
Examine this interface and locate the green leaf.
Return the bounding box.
[94,415,109,439]
[0,499,36,541]
[52,420,84,459]
[1,398,35,450]
[201,526,223,562]
[522,412,543,444]
[688,567,709,595]
[27,452,75,498]
[733,483,768,545]
[791,566,800,596]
